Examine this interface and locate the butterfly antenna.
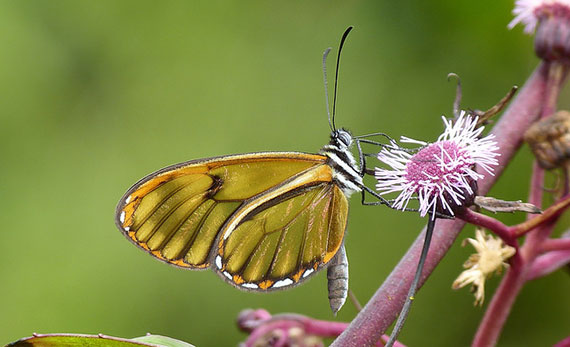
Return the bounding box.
[385,216,437,347]
[447,73,462,119]
[323,47,334,132]
[332,26,354,131]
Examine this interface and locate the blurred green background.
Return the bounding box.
[1,1,569,346]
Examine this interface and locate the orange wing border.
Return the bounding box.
[115,152,329,271]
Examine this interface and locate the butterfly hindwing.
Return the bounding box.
[115,152,342,274]
[214,163,349,291]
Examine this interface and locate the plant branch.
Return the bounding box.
[473,61,569,347]
[456,209,517,247]
[541,62,565,118]
[332,62,550,347]
[540,237,570,252]
[554,335,570,347]
[513,194,570,237]
[385,217,436,347]
[525,249,570,281]
[471,259,526,347]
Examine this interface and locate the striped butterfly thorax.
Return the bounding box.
[115,129,361,298]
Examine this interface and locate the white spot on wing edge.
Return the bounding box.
[124,226,130,232]
[119,211,126,224]
[273,278,294,288]
[241,283,259,289]
[125,195,132,204]
[302,268,314,278]
[215,255,223,269]
[223,271,232,280]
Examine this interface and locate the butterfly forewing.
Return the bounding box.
[116,152,336,273]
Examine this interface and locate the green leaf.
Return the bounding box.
[132,335,195,347]
[6,333,195,347]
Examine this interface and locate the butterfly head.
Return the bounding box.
[330,128,353,149]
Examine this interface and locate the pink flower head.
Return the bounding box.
[509,0,570,33]
[375,112,499,218]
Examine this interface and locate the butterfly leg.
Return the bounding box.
[359,184,453,219]
[359,184,393,207]
[355,137,395,178]
[355,138,367,178]
[359,184,411,211]
[355,140,386,178]
[355,138,418,179]
[354,139,452,218]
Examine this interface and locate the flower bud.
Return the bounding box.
[534,3,570,63]
[524,110,570,169]
[509,0,570,63]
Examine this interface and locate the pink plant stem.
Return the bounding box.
[456,209,517,247]
[513,193,570,237]
[301,317,353,337]
[526,249,570,280]
[471,255,526,347]
[332,62,550,347]
[540,237,570,252]
[554,336,570,347]
[541,62,564,118]
[460,195,570,242]
[302,317,402,347]
[529,161,545,209]
[473,61,569,347]
[519,64,567,251]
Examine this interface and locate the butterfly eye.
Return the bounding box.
[338,130,352,147]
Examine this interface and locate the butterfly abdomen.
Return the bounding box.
[327,244,349,315]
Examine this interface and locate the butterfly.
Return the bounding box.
[115,128,364,291]
[114,27,390,313]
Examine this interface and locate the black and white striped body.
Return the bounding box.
[320,129,361,313]
[321,129,363,197]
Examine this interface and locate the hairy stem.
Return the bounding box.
[541,62,565,118]
[332,62,549,347]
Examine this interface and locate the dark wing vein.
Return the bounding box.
[294,185,333,271]
[317,186,334,262]
[324,185,336,253]
[234,219,269,276]
[266,184,333,278]
[133,178,199,229]
[159,199,218,259]
[139,191,205,244]
[266,225,289,280]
